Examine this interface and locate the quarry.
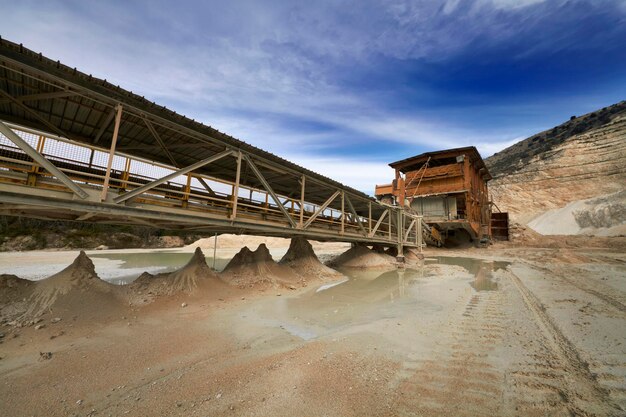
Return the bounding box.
[0,39,625,417]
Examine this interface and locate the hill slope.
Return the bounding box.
[485,101,626,235]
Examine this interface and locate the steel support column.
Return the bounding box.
[231,151,242,219]
[299,175,305,228]
[101,104,123,201]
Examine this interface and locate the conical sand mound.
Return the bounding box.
[132,248,223,296]
[21,251,123,319]
[0,274,34,322]
[221,244,302,289]
[279,237,344,282]
[327,245,397,269]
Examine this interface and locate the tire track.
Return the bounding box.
[527,261,626,313]
[508,269,623,416]
[391,290,508,416]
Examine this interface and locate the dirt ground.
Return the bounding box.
[1,239,625,416]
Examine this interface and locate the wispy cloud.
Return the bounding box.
[2,0,625,192]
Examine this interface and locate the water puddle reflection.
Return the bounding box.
[246,256,511,340]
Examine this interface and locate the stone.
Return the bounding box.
[51,317,62,323]
[35,324,45,330]
[181,302,188,308]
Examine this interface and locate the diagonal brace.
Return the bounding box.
[303,189,341,229]
[344,194,366,235]
[114,149,234,203]
[368,209,388,237]
[404,218,417,241]
[0,120,89,199]
[0,90,72,140]
[143,117,178,167]
[243,154,297,228]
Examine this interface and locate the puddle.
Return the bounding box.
[426,256,509,292]
[241,256,512,342]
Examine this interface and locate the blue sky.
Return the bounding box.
[2,0,626,192]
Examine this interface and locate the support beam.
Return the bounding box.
[340,191,345,235]
[0,90,78,105]
[143,117,178,167]
[396,210,404,259]
[368,202,372,234]
[101,104,123,201]
[0,90,72,140]
[404,218,417,242]
[418,217,423,252]
[368,209,388,237]
[114,148,234,204]
[76,212,97,221]
[231,151,242,219]
[93,107,117,144]
[196,177,217,197]
[299,175,305,227]
[302,190,341,229]
[0,120,89,199]
[345,194,367,236]
[243,154,297,228]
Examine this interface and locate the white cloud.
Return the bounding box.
[285,154,396,194]
[1,1,569,176]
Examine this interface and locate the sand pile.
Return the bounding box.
[131,248,224,297]
[221,244,301,289]
[528,191,626,236]
[327,245,397,269]
[279,237,345,282]
[0,274,34,322]
[21,251,124,320]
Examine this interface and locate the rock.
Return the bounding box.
[39,351,52,360]
[181,302,188,308]
[215,393,222,399]
[51,317,62,323]
[0,333,4,339]
[95,245,109,250]
[76,399,83,405]
[35,324,45,330]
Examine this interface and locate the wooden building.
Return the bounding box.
[375,146,494,241]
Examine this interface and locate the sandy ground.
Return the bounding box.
[1,240,625,416]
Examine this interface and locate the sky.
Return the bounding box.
[2,0,626,192]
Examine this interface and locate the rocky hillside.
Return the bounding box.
[486,101,626,235]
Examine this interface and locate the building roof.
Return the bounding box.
[389,146,492,180]
[0,38,383,216]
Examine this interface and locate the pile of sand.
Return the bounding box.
[131,248,225,298]
[220,244,302,289]
[0,274,34,322]
[279,237,345,282]
[20,251,124,320]
[528,191,625,236]
[327,245,397,269]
